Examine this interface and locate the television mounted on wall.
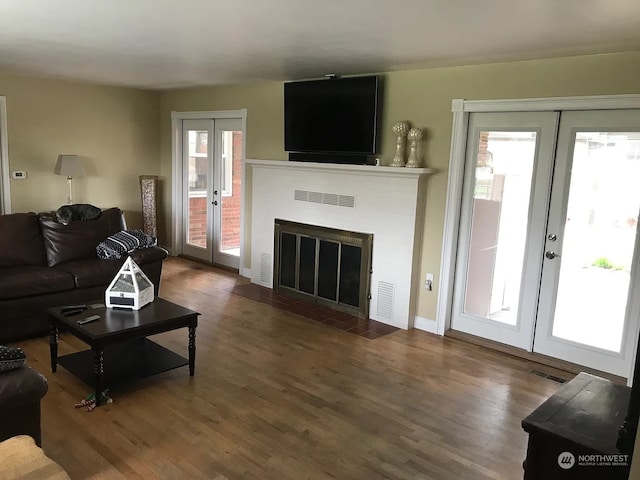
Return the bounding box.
[284,75,381,163]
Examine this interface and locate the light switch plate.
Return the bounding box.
[425,273,434,291]
[11,170,27,179]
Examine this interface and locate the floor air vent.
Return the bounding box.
[377,281,395,320]
[260,253,272,286]
[530,370,566,383]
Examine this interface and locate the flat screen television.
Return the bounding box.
[284,75,380,157]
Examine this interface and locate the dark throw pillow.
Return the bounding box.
[0,345,27,372]
[96,230,158,260]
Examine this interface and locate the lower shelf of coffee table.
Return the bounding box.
[58,337,188,389]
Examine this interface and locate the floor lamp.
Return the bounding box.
[54,155,84,205]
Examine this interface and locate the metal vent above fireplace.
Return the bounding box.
[273,219,373,318]
[293,189,356,208]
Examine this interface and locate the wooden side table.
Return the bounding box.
[522,372,631,479]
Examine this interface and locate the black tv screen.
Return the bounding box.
[284,75,380,155]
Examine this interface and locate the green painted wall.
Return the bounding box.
[162,51,640,321]
[1,73,160,228]
[1,51,639,323]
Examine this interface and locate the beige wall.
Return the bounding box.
[1,73,160,228]
[159,51,640,322]
[3,52,638,318]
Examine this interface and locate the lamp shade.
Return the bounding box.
[54,154,84,178]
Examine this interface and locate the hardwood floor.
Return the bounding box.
[16,257,569,479]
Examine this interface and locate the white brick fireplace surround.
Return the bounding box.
[246,159,432,329]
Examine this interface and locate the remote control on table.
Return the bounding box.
[61,304,87,316]
[77,315,100,325]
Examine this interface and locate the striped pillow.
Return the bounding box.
[96,230,157,260]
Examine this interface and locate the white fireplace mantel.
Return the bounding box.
[246,159,433,329]
[245,158,432,177]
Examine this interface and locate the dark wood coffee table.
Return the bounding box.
[48,298,199,406]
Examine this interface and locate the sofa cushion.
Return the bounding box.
[55,247,168,289]
[0,267,75,300]
[0,213,47,267]
[55,258,123,289]
[39,207,125,267]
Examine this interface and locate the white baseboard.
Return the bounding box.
[370,315,408,330]
[414,316,439,334]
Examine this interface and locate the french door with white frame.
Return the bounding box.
[181,117,243,269]
[450,109,640,377]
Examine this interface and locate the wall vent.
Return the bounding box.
[338,195,356,208]
[259,253,272,285]
[377,281,395,319]
[294,190,309,201]
[309,191,323,203]
[294,190,356,208]
[323,193,338,206]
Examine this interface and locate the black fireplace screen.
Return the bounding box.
[274,219,373,318]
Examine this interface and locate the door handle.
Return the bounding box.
[545,251,560,260]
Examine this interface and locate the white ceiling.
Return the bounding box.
[1,0,639,90]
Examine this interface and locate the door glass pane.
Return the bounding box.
[463,131,537,325]
[219,130,242,257]
[187,130,208,248]
[552,132,640,352]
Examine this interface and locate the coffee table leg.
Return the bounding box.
[49,322,58,373]
[188,326,196,376]
[93,347,104,406]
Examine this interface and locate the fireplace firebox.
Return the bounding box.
[273,219,373,318]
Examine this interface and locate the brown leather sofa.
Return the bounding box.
[0,208,168,343]
[0,366,48,446]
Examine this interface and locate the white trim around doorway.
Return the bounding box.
[0,97,11,214]
[437,94,640,382]
[170,109,247,272]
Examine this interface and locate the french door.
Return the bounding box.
[181,118,243,269]
[451,109,640,377]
